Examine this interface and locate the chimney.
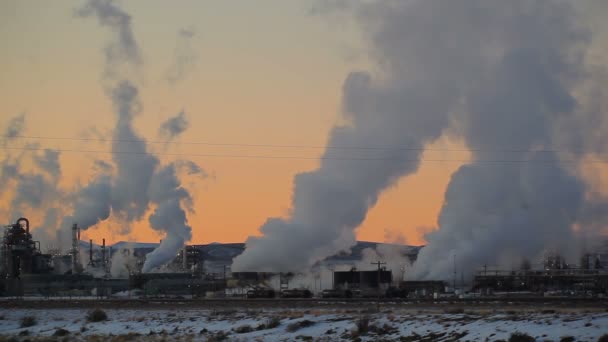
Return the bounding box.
[102,238,106,267]
[71,223,80,274]
[89,239,93,266]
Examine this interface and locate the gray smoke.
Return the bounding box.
[0,114,65,247]
[108,81,159,222]
[11,172,62,211]
[65,0,202,270]
[233,0,482,272]
[2,113,25,145]
[59,78,155,235]
[403,1,603,280]
[234,0,608,274]
[0,115,62,211]
[76,0,142,77]
[166,28,197,84]
[0,113,25,189]
[33,149,61,182]
[158,110,188,141]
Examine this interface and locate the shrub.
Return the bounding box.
[53,328,70,337]
[233,325,253,334]
[208,330,229,341]
[508,332,535,342]
[598,334,608,342]
[286,320,315,333]
[356,316,370,335]
[87,308,108,322]
[20,316,37,328]
[560,337,575,342]
[444,307,465,314]
[286,322,300,333]
[369,323,398,335]
[266,317,281,329]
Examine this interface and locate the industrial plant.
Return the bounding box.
[2,217,608,301]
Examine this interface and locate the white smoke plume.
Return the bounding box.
[142,162,200,272]
[234,0,608,277]
[59,0,204,270]
[110,244,139,278]
[400,0,604,280]
[356,244,413,283]
[232,0,496,272]
[0,2,203,266]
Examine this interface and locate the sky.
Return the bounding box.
[2,0,606,250]
[0,0,463,246]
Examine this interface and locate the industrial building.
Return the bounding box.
[473,269,608,295]
[0,218,225,298]
[3,217,608,299]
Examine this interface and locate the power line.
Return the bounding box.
[3,145,607,164]
[0,134,596,155]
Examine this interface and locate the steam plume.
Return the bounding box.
[65,0,203,270]
[76,0,142,76]
[402,0,600,280]
[2,113,25,146]
[234,0,608,274]
[158,110,188,141]
[142,163,193,272]
[233,0,473,271]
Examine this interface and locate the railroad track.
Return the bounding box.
[1,296,606,309]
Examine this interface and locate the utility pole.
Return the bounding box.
[371,261,386,311]
[453,253,456,295]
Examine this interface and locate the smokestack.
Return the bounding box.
[71,223,80,274]
[89,239,93,266]
[102,238,106,268]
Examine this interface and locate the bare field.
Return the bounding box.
[1,299,607,341]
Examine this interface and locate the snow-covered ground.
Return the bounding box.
[0,307,607,341]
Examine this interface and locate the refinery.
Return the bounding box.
[2,217,607,301]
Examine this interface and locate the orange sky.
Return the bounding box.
[0,1,470,247]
